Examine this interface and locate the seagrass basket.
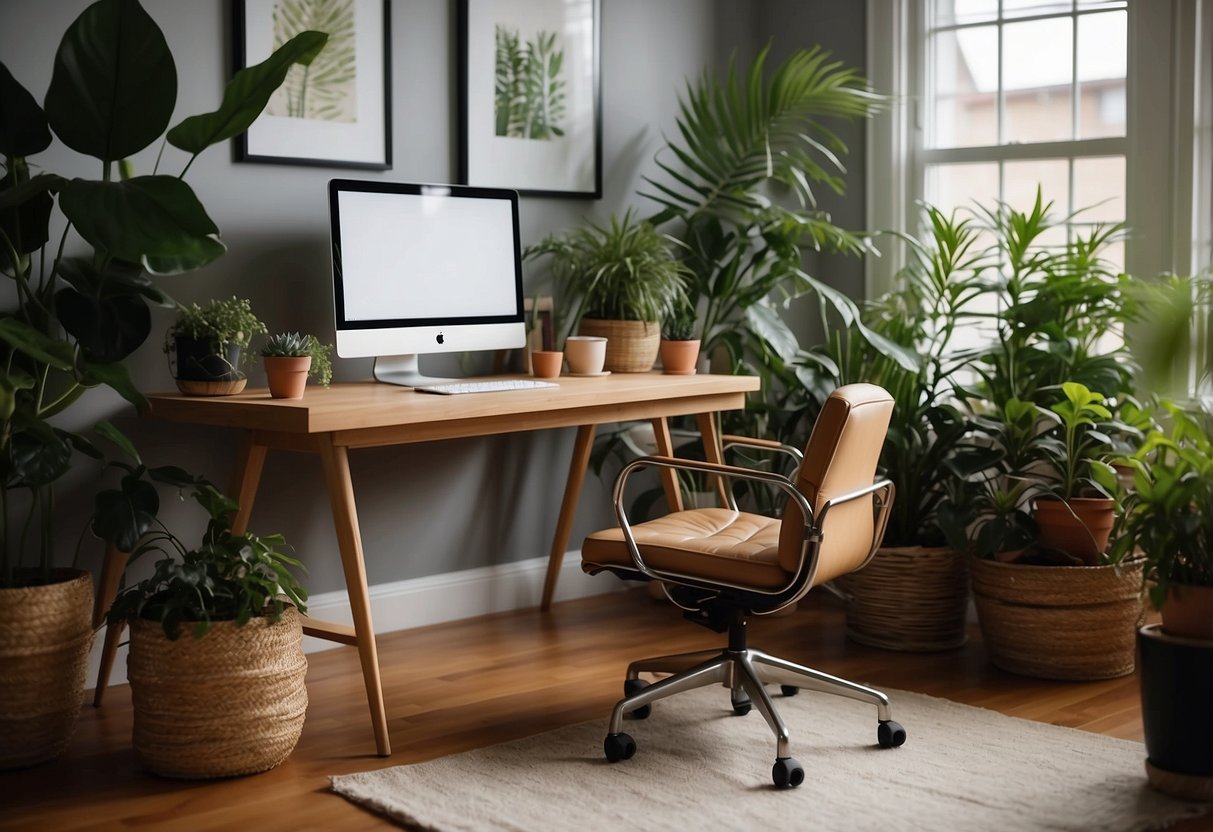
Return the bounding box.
[970,557,1145,680]
[836,545,970,651]
[0,569,94,769]
[128,606,308,779]
[577,318,660,373]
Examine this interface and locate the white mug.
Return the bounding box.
[564,336,607,375]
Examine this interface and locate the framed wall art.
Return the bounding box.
[458,0,601,197]
[233,0,391,170]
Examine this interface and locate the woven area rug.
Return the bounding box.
[331,686,1209,832]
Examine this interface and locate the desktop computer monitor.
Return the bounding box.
[328,179,526,386]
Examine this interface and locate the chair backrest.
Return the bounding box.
[776,383,894,585]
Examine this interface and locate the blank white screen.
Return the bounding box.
[337,190,518,322]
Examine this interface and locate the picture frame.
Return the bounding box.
[458,0,601,198]
[233,0,391,170]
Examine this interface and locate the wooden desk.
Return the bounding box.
[99,374,757,756]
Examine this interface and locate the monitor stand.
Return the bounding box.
[372,355,457,387]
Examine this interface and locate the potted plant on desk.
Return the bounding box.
[0,0,325,768]
[166,297,267,395]
[260,331,333,399]
[527,209,688,373]
[659,303,701,375]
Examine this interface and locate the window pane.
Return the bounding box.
[1002,0,1073,19]
[925,162,1000,215]
[1076,0,1126,10]
[1004,158,1070,245]
[932,0,998,27]
[1073,155,1125,222]
[1004,18,1075,143]
[1076,11,1126,138]
[928,26,998,148]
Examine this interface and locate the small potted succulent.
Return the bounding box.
[659,303,701,375]
[166,297,266,395]
[260,331,334,399]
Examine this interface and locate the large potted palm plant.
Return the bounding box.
[0,0,324,768]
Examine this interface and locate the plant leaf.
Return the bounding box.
[0,317,74,369]
[59,176,225,274]
[44,0,177,162]
[167,30,328,154]
[0,62,51,157]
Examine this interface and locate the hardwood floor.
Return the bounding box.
[2,588,1208,831]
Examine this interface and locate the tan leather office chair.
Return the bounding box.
[582,383,902,788]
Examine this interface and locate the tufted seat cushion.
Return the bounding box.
[582,508,789,589]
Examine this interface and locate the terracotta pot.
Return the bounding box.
[1033,496,1116,564]
[530,350,563,379]
[577,319,660,373]
[0,569,94,769]
[128,607,307,778]
[659,339,701,375]
[264,356,311,399]
[1160,584,1213,640]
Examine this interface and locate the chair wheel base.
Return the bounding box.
[624,678,651,720]
[604,732,636,762]
[772,756,805,788]
[731,690,751,716]
[780,685,799,696]
[878,719,907,748]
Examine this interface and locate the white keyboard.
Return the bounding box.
[413,379,560,395]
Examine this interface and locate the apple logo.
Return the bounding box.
[436,333,445,344]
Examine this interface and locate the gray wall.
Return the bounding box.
[1,0,868,597]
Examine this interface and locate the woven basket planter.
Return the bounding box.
[970,557,1145,680]
[577,318,660,373]
[0,569,94,769]
[128,606,308,779]
[836,545,970,652]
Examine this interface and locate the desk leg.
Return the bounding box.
[229,432,268,535]
[650,418,685,513]
[696,412,729,506]
[91,543,127,707]
[540,424,597,612]
[318,439,392,757]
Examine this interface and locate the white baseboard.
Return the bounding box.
[86,550,620,691]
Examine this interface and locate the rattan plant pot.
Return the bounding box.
[578,318,660,373]
[128,606,308,779]
[0,569,94,769]
[836,546,970,651]
[970,557,1145,680]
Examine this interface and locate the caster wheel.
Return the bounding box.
[604,732,637,762]
[624,679,651,720]
[780,685,799,697]
[731,691,752,716]
[878,720,907,748]
[772,757,805,789]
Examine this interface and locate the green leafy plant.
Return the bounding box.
[1111,401,1213,608]
[0,0,326,586]
[1036,381,1120,502]
[261,331,334,386]
[494,25,565,139]
[107,476,307,640]
[662,303,698,341]
[170,297,267,352]
[527,209,689,339]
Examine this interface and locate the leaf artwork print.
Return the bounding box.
[267,0,357,122]
[493,24,566,140]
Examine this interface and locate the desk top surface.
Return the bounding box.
[147,373,759,436]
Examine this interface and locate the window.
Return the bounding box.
[866,0,1212,299]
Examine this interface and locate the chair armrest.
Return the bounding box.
[611,455,815,588]
[813,478,896,574]
[720,434,805,465]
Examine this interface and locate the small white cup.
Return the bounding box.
[564,336,607,375]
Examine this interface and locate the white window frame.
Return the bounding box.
[866,0,1212,298]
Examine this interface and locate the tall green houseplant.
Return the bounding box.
[0,0,326,585]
